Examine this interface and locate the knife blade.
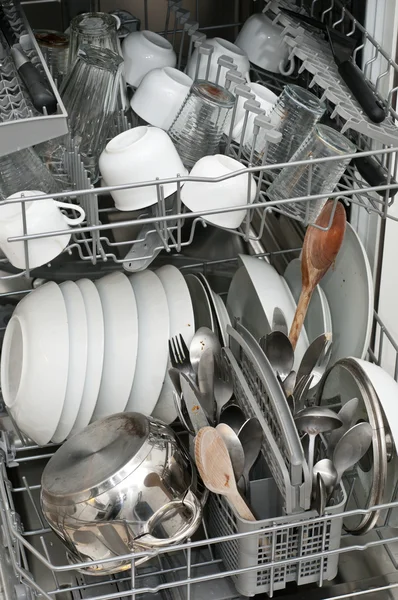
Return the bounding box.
[0,6,57,114]
[179,373,209,435]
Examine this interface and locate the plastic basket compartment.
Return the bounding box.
[208,476,345,597]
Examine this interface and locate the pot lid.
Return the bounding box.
[42,412,151,504]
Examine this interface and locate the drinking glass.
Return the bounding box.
[0,147,60,201]
[34,30,70,87]
[67,12,119,72]
[168,80,234,168]
[246,84,325,171]
[267,124,356,224]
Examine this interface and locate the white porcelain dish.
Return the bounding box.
[284,257,333,343]
[181,155,256,229]
[1,282,69,445]
[69,279,105,436]
[321,222,373,363]
[52,281,88,443]
[235,13,289,73]
[92,272,138,421]
[122,30,177,87]
[152,265,195,424]
[227,254,309,370]
[186,37,250,87]
[125,270,169,415]
[213,293,231,347]
[99,126,188,212]
[131,67,192,130]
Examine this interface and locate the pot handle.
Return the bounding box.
[136,492,202,549]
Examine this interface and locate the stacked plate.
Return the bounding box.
[0,265,230,446]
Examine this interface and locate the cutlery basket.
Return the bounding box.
[207,346,346,596]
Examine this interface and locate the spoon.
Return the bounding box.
[314,472,327,516]
[333,422,373,486]
[289,200,346,350]
[272,307,288,336]
[313,458,338,499]
[294,407,342,474]
[327,397,359,458]
[260,331,294,381]
[283,370,296,398]
[219,404,246,434]
[190,327,221,374]
[216,423,245,481]
[238,417,263,496]
[195,426,255,521]
[295,334,330,393]
[214,356,234,420]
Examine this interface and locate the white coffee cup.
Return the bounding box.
[131,67,193,130]
[229,82,278,142]
[122,30,177,87]
[99,126,188,211]
[181,154,256,229]
[0,191,85,270]
[235,14,289,73]
[186,37,250,87]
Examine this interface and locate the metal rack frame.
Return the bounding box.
[2,0,398,599]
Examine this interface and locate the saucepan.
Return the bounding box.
[41,412,203,574]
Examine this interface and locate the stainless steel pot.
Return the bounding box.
[41,412,202,575]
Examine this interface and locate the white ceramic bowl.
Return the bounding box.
[122,30,177,87]
[235,13,289,73]
[152,265,195,424]
[92,272,138,421]
[181,154,256,229]
[229,82,278,142]
[68,279,105,437]
[125,270,169,415]
[1,282,69,445]
[99,126,188,211]
[131,67,193,130]
[52,281,88,443]
[187,37,250,87]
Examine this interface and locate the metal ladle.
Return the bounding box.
[295,407,342,474]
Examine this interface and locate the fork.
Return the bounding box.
[168,334,196,380]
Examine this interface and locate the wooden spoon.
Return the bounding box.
[289,200,346,350]
[195,426,255,521]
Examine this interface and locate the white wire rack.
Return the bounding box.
[2,0,398,599]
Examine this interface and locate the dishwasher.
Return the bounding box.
[0,0,398,599]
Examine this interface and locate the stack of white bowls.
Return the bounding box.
[0,265,195,446]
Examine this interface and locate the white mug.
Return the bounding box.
[0,191,85,270]
[122,30,177,87]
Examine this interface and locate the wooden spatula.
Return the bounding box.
[195,426,255,521]
[289,200,346,350]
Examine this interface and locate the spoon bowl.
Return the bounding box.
[190,327,222,374]
[295,407,342,474]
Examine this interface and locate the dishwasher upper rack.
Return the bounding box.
[0,305,398,600]
[0,0,68,157]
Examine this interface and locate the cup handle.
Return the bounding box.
[279,54,296,77]
[136,492,202,549]
[55,201,86,226]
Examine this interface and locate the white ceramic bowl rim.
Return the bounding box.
[106,127,149,153]
[200,154,245,174]
[141,30,173,51]
[213,37,246,57]
[2,314,23,407]
[163,66,192,87]
[249,82,278,104]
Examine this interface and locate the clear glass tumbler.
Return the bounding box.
[168,80,234,168]
[67,12,119,72]
[267,124,356,224]
[246,84,326,171]
[0,147,60,201]
[34,30,70,87]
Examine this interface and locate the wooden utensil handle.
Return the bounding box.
[228,490,256,521]
[289,287,313,350]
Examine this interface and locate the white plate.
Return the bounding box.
[52,281,88,443]
[1,282,69,445]
[284,258,333,343]
[213,293,231,347]
[92,272,138,421]
[152,265,195,424]
[184,274,215,331]
[69,279,105,437]
[125,270,169,415]
[227,254,309,370]
[320,222,373,363]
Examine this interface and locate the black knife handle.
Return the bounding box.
[338,61,385,123]
[354,154,397,197]
[18,62,57,114]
